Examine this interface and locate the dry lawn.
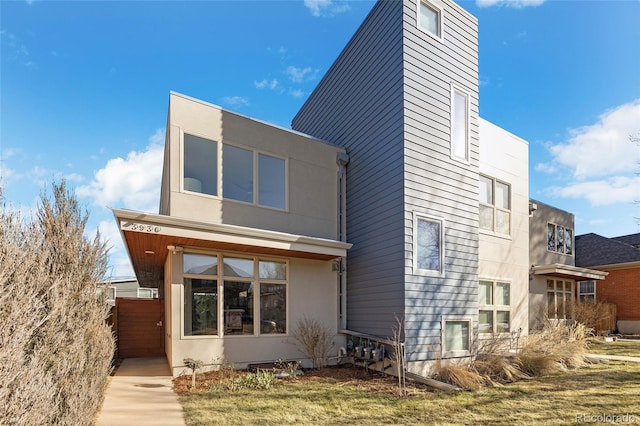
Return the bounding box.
[175,361,640,425]
[587,338,640,358]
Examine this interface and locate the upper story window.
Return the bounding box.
[418,0,442,39]
[182,133,286,210]
[451,85,469,163]
[183,133,218,196]
[479,175,511,235]
[414,213,444,276]
[547,223,573,255]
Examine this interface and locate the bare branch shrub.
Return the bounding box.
[391,315,406,396]
[291,316,334,369]
[0,181,115,425]
[572,300,614,334]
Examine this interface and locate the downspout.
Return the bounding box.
[337,152,350,330]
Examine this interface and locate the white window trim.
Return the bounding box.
[578,280,597,303]
[478,279,511,335]
[413,212,445,277]
[417,0,444,41]
[137,287,158,299]
[442,316,472,357]
[546,279,574,320]
[180,251,289,340]
[450,83,470,164]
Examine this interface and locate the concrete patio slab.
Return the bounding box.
[96,357,186,426]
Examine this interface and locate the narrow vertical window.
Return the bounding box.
[223,144,254,203]
[418,1,441,38]
[183,133,217,196]
[258,153,286,209]
[451,87,469,162]
[415,215,444,274]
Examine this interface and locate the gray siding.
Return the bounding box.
[402,0,479,362]
[293,0,480,362]
[530,199,575,267]
[293,0,407,337]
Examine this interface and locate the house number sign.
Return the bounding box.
[125,222,162,233]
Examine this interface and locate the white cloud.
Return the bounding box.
[222,96,249,107]
[304,0,349,17]
[286,66,318,83]
[476,0,545,8]
[289,89,305,98]
[547,176,640,206]
[95,219,134,278]
[255,78,278,90]
[76,129,164,213]
[549,99,640,180]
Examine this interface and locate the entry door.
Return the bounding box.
[117,298,165,358]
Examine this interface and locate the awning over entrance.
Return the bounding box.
[112,208,351,289]
[532,263,608,281]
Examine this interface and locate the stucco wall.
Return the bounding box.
[167,254,344,376]
[478,118,530,337]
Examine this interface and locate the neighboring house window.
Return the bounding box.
[182,252,287,337]
[547,223,573,255]
[479,175,511,235]
[578,280,596,304]
[137,288,158,298]
[479,280,511,334]
[418,0,442,39]
[547,279,573,320]
[414,214,444,275]
[183,133,218,196]
[450,85,469,163]
[97,286,116,302]
[443,319,471,356]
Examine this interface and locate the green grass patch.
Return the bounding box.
[178,362,640,425]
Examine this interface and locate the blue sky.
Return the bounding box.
[2,0,639,277]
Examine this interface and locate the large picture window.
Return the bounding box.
[183,133,218,196]
[479,280,511,334]
[451,85,469,163]
[182,253,287,337]
[223,145,254,203]
[258,153,286,209]
[414,214,444,275]
[547,223,573,255]
[479,175,511,235]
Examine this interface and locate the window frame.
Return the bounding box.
[546,223,574,256]
[180,252,289,339]
[450,83,470,164]
[137,287,158,299]
[578,280,596,304]
[417,0,443,41]
[478,279,511,335]
[546,279,574,320]
[413,213,445,277]
[479,175,511,236]
[442,317,472,357]
[181,131,219,198]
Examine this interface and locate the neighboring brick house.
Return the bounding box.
[575,233,640,334]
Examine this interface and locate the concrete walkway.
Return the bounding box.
[586,353,640,363]
[96,358,186,426]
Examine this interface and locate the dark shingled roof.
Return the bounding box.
[612,233,640,248]
[575,233,640,268]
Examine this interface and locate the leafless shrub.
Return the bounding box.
[0,181,115,425]
[291,316,334,369]
[572,300,614,334]
[391,315,406,396]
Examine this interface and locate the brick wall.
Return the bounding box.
[596,268,640,321]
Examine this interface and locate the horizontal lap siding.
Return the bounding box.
[293,0,407,338]
[402,0,479,361]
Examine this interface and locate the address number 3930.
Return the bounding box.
[128,223,162,233]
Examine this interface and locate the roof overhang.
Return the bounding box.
[532,263,608,281]
[112,208,352,288]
